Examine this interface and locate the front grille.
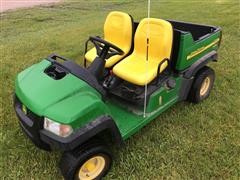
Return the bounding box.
[26,107,42,121]
[15,96,44,128]
[14,94,51,150]
[27,108,44,129]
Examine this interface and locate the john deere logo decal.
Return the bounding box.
[22,105,27,114]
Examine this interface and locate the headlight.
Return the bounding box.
[44,117,73,137]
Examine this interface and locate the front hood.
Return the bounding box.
[15,60,102,118]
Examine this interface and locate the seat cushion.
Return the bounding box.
[85,11,133,68]
[133,18,173,61]
[113,53,168,86]
[113,18,173,85]
[85,47,126,68]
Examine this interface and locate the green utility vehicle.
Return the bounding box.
[14,11,221,180]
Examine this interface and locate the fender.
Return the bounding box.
[178,50,218,101]
[40,116,123,151]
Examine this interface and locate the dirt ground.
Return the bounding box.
[0,0,60,12]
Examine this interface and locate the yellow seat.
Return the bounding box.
[85,11,133,68]
[113,18,173,86]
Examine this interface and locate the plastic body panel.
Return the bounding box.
[15,60,108,129]
[168,20,221,71]
[175,31,221,71]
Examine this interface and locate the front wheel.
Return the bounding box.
[188,66,215,103]
[60,142,112,180]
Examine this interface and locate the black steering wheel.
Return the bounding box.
[89,36,124,60]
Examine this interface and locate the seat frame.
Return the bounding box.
[106,68,172,106]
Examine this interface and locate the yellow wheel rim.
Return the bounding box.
[78,156,106,180]
[200,77,211,96]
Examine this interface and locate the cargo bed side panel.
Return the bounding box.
[175,30,221,71]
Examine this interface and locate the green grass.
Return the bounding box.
[1,0,240,179]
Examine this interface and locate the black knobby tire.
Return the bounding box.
[60,141,112,180]
[188,66,215,103]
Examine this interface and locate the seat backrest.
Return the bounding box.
[104,11,133,53]
[133,18,173,62]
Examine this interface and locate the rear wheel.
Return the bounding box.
[60,141,112,180]
[188,66,215,103]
